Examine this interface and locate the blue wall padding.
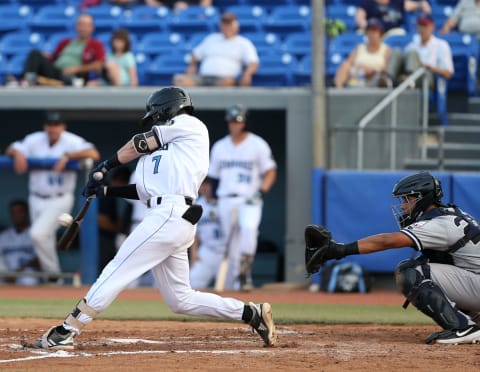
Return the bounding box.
[452,174,480,220]
[315,170,453,273]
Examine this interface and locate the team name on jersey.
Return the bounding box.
[219,160,253,170]
[159,143,169,151]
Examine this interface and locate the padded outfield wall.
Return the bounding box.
[0,87,423,284]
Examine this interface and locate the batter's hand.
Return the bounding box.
[304,225,332,274]
[81,182,106,198]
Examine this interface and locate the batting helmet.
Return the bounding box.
[141,86,194,127]
[391,171,443,227]
[225,104,247,123]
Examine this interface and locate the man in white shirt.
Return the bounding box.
[174,12,259,87]
[387,14,454,87]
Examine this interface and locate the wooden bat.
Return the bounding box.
[214,207,238,292]
[57,197,93,250]
[57,171,103,250]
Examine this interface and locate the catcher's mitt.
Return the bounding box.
[305,224,332,274]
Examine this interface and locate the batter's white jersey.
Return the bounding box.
[135,114,209,203]
[209,133,276,198]
[11,131,96,195]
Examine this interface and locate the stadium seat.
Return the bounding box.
[292,54,311,86]
[0,4,33,36]
[137,32,186,58]
[429,4,454,30]
[118,5,170,34]
[326,49,347,82]
[0,53,6,85]
[43,31,76,53]
[134,52,151,86]
[168,6,220,35]
[325,4,357,32]
[16,0,56,10]
[184,32,209,51]
[438,32,479,96]
[3,52,27,79]
[383,33,414,50]
[225,5,267,33]
[243,0,293,11]
[253,52,296,86]
[243,32,282,57]
[84,4,123,32]
[147,52,190,86]
[262,5,311,36]
[28,5,77,36]
[329,32,364,52]
[281,32,311,59]
[0,31,44,57]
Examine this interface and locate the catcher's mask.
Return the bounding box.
[141,86,194,127]
[391,171,443,228]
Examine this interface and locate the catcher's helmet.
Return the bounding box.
[141,86,194,127]
[225,104,247,123]
[391,171,443,227]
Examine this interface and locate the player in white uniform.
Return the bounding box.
[33,87,276,350]
[305,172,480,344]
[209,104,277,291]
[189,179,225,289]
[5,112,100,282]
[0,199,39,286]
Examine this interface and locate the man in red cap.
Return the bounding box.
[387,14,454,87]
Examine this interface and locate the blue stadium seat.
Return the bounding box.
[328,32,364,54]
[147,52,190,86]
[326,49,347,81]
[0,5,33,35]
[325,4,357,32]
[253,52,296,86]
[243,0,293,11]
[118,5,170,34]
[262,5,311,36]
[438,32,479,96]
[16,0,57,10]
[168,6,219,35]
[3,52,27,78]
[429,4,454,30]
[43,31,76,53]
[281,32,311,59]
[292,54,311,86]
[184,32,209,51]
[84,4,123,32]
[138,32,186,58]
[134,52,151,86]
[0,30,44,57]
[0,53,6,85]
[28,5,77,36]
[243,32,281,56]
[225,5,267,33]
[383,33,414,50]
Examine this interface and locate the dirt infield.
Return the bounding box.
[1,286,479,371]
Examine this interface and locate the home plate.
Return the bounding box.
[108,338,165,344]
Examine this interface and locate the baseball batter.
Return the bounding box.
[189,179,225,289]
[34,87,276,350]
[209,104,277,290]
[5,112,100,282]
[305,171,480,344]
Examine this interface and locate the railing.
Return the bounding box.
[356,67,429,170]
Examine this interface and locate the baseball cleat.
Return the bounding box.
[248,302,277,347]
[34,326,75,350]
[434,325,480,344]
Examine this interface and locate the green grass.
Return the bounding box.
[0,298,434,325]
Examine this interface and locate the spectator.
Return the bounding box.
[173,11,259,87]
[89,28,138,87]
[334,18,392,88]
[21,13,106,87]
[387,14,454,87]
[356,0,431,36]
[5,111,100,284]
[0,199,40,286]
[97,166,131,275]
[440,0,480,40]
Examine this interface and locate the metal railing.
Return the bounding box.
[356,67,429,169]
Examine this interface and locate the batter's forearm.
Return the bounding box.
[117,139,142,164]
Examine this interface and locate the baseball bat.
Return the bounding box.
[57,172,102,250]
[214,207,238,292]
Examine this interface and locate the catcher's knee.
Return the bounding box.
[65,298,98,332]
[395,262,423,297]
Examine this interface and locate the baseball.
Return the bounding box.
[58,213,73,227]
[93,172,103,181]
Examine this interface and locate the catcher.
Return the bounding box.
[305,171,480,345]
